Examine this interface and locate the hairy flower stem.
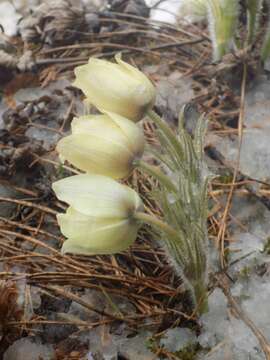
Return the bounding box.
[134,212,178,238]
[135,210,209,314]
[135,160,177,193]
[193,281,209,314]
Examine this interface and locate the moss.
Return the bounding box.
[218,174,234,184]
[175,343,200,360]
[223,247,231,264]
[262,236,270,254]
[239,265,251,279]
[145,336,158,353]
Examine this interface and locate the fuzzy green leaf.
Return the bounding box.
[147,108,211,314]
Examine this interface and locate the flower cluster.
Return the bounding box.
[53,55,155,255]
[52,55,210,314]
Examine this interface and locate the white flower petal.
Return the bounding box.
[58,207,139,255]
[52,174,142,217]
[73,56,156,122]
[56,134,133,178]
[102,111,145,156]
[71,115,129,147]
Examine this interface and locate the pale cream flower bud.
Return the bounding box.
[56,112,145,179]
[73,54,156,122]
[52,174,143,255]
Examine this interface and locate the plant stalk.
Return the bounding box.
[193,281,209,315]
[135,160,177,193]
[134,211,178,238]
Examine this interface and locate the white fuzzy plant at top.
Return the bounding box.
[261,0,270,61]
[206,0,239,61]
[246,0,263,44]
[178,0,270,62]
[178,0,208,23]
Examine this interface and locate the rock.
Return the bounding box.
[3,338,55,360]
[0,96,9,126]
[155,71,194,123]
[206,77,270,182]
[104,294,136,317]
[25,126,61,151]
[240,129,270,181]
[81,0,106,11]
[68,290,105,321]
[124,0,150,17]
[0,184,19,217]
[13,79,70,104]
[245,76,270,129]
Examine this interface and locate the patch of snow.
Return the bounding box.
[232,274,270,341]
[145,0,180,23]
[86,326,155,360]
[160,327,196,352]
[229,233,265,274]
[12,0,41,12]
[119,332,157,359]
[198,288,265,359]
[198,288,229,348]
[0,2,21,36]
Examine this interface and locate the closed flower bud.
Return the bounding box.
[73,54,156,122]
[52,174,143,255]
[56,112,145,179]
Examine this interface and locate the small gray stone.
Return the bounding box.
[69,290,105,321]
[4,338,54,360]
[0,184,18,217]
[155,71,194,123]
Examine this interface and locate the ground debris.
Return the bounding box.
[1,1,270,359]
[18,0,88,46]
